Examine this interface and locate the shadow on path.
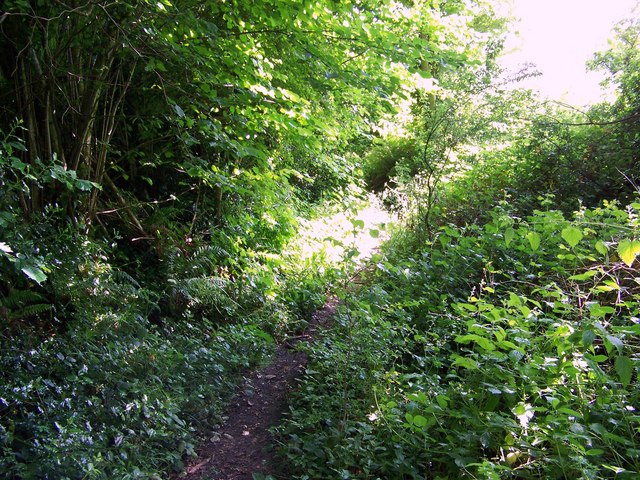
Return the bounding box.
[179,299,338,480]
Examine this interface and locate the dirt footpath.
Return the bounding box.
[180,299,338,480]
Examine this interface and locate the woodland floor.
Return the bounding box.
[179,299,338,480]
[178,197,389,479]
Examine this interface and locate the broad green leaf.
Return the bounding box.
[21,265,47,285]
[412,415,428,427]
[8,140,27,152]
[561,226,583,247]
[615,356,633,387]
[76,179,99,191]
[455,334,495,351]
[589,303,615,318]
[527,231,541,251]
[594,280,620,292]
[345,247,359,259]
[11,158,28,171]
[369,228,379,239]
[545,396,560,408]
[443,226,460,238]
[585,449,604,456]
[507,292,522,307]
[174,104,185,117]
[451,354,478,369]
[350,219,365,230]
[605,334,624,355]
[568,270,597,281]
[617,239,640,267]
[458,303,477,312]
[595,240,608,256]
[504,227,515,247]
[557,407,582,417]
[582,329,596,348]
[497,340,519,350]
[584,353,608,363]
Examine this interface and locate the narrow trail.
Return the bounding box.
[179,196,392,479]
[180,299,338,480]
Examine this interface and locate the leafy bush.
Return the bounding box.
[0,311,274,478]
[277,199,640,479]
[362,137,418,193]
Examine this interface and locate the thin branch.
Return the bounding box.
[540,111,640,127]
[96,187,194,216]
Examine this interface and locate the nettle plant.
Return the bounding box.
[381,199,640,479]
[278,198,640,479]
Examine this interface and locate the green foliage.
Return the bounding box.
[590,16,640,118]
[0,313,274,478]
[278,199,640,479]
[362,137,418,193]
[2,1,639,478]
[0,125,54,286]
[369,15,640,234]
[0,289,50,324]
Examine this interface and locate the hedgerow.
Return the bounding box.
[278,198,640,479]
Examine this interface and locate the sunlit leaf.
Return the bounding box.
[497,340,518,350]
[589,303,615,318]
[21,265,47,285]
[568,270,597,281]
[455,334,495,351]
[451,354,478,369]
[617,239,640,267]
[595,240,608,256]
[350,219,365,230]
[585,449,604,456]
[174,104,185,118]
[526,231,541,251]
[605,334,624,355]
[412,415,428,427]
[504,227,515,246]
[561,226,583,247]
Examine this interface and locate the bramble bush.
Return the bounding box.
[277,197,640,479]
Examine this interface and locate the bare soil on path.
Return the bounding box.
[179,299,338,480]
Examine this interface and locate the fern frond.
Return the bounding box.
[9,303,51,321]
[180,276,239,314]
[1,289,48,309]
[167,244,230,279]
[111,270,141,288]
[194,245,230,262]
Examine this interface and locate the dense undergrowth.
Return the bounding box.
[0,253,330,479]
[0,144,378,478]
[276,13,640,479]
[278,198,640,479]
[0,182,334,478]
[2,2,639,479]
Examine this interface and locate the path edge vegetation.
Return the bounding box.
[1,0,639,479]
